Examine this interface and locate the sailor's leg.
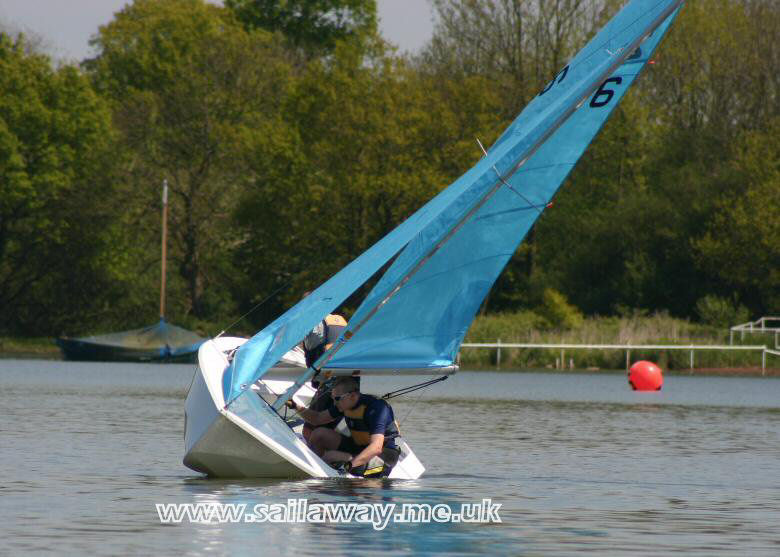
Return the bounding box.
[321,449,353,465]
[322,434,361,465]
[308,427,341,457]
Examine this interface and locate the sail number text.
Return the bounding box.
[538,65,624,109]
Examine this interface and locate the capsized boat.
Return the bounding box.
[184,0,685,479]
[184,337,430,479]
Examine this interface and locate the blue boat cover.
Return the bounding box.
[57,319,205,361]
[226,0,684,403]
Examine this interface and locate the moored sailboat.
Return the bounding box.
[57,181,205,362]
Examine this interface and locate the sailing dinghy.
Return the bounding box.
[184,0,684,479]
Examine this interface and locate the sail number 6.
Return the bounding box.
[589,77,623,108]
[539,69,623,109]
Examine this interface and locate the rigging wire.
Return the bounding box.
[215,279,291,338]
[381,375,449,400]
[383,375,449,432]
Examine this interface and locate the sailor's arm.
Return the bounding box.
[286,400,333,426]
[350,434,384,468]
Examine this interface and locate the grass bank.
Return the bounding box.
[0,337,60,358]
[461,312,778,372]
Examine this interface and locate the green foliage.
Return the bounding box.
[87,0,293,322]
[0,34,116,335]
[695,295,749,328]
[694,118,780,313]
[1,0,777,343]
[481,0,780,318]
[537,289,584,330]
[234,45,504,324]
[226,0,377,55]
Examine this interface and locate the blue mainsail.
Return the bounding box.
[323,4,683,371]
[226,0,684,403]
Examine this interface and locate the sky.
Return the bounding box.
[0,0,435,62]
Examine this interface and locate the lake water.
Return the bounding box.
[2,360,779,555]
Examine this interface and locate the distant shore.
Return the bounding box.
[0,337,60,359]
[1,337,776,377]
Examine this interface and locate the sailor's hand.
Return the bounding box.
[284,399,299,411]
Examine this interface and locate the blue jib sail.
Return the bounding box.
[226,0,685,403]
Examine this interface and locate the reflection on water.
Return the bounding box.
[1,361,779,555]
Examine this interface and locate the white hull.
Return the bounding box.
[183,337,425,479]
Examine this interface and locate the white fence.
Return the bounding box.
[730,316,780,348]
[459,342,779,375]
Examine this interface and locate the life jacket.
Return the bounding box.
[323,314,347,350]
[343,394,399,447]
[304,313,347,367]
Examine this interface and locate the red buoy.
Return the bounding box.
[628,360,663,391]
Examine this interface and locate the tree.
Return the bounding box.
[694,119,780,315]
[87,0,293,322]
[226,0,377,56]
[423,0,780,318]
[420,0,623,118]
[0,34,116,334]
[233,46,504,324]
[418,0,627,312]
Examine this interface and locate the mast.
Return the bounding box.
[160,179,168,321]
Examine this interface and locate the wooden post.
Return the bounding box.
[496,339,501,368]
[160,179,168,320]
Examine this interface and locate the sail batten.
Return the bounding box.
[226,0,684,402]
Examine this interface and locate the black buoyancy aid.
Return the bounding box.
[343,395,399,446]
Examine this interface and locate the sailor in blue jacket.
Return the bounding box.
[288,376,400,476]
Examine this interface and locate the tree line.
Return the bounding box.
[0,0,777,337]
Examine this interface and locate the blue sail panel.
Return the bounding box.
[324,6,682,371]
[227,0,683,400]
[322,0,682,346]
